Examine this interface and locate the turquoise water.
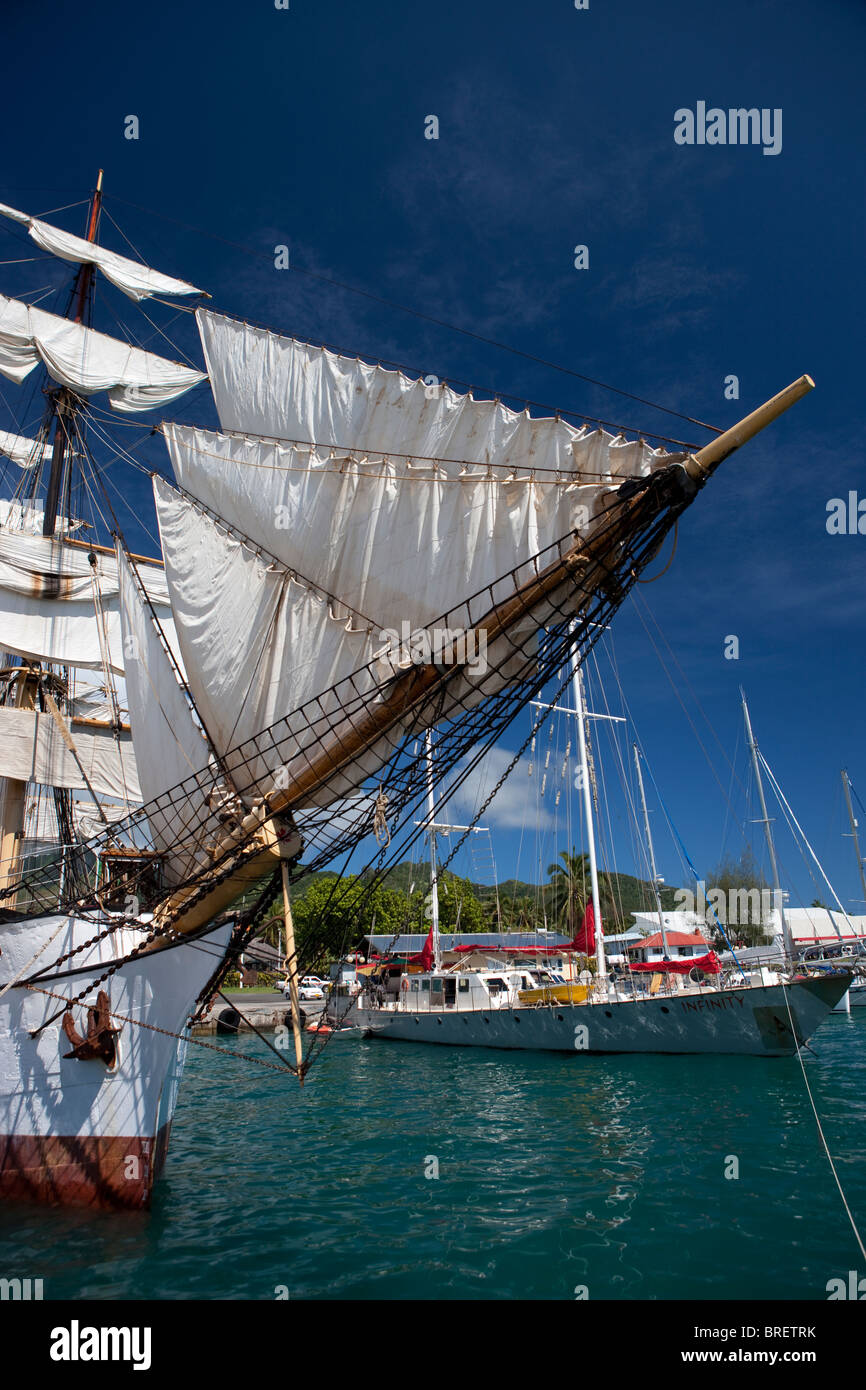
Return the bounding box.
[1,1014,864,1300]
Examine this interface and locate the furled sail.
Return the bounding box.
[0,528,177,674]
[0,293,206,412]
[0,202,203,303]
[162,420,656,633]
[0,428,52,469]
[0,705,140,802]
[196,309,666,478]
[115,544,220,883]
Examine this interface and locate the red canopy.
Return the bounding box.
[629,951,720,975]
[407,927,434,970]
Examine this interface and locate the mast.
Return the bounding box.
[43,169,103,538]
[841,770,866,908]
[742,692,793,960]
[424,730,441,971]
[570,621,606,979]
[633,744,669,957]
[280,863,305,1084]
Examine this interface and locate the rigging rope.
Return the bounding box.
[104,192,722,436]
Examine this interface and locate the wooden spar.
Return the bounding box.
[43,170,105,539]
[73,169,104,325]
[281,862,305,1082]
[683,375,814,481]
[156,376,815,938]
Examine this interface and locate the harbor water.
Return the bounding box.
[1,1013,864,1301]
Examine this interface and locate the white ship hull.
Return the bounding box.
[0,910,233,1208]
[356,974,849,1056]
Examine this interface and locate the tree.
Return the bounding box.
[272,873,413,969]
[704,848,773,948]
[544,848,591,930]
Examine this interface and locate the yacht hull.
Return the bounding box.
[357,974,849,1056]
[0,911,233,1209]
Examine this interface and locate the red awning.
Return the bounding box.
[629,951,720,975]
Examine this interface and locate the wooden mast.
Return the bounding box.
[280,862,305,1082]
[0,174,105,898]
[43,169,104,539]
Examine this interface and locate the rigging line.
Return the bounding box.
[638,749,745,968]
[630,596,753,850]
[99,203,150,267]
[636,519,678,583]
[759,751,853,928]
[168,437,633,487]
[104,192,721,436]
[0,257,45,265]
[780,982,866,1262]
[34,198,90,219]
[289,345,702,449]
[634,589,751,804]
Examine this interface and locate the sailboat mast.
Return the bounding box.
[425,730,441,970]
[43,169,103,538]
[570,621,605,979]
[633,744,669,956]
[841,769,866,907]
[742,692,793,960]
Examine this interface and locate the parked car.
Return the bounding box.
[281,977,324,1001]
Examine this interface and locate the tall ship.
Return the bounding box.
[0,173,848,1209]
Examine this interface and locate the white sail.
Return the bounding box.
[0,428,52,469]
[196,310,670,481]
[155,413,673,809]
[21,793,131,850]
[115,545,216,883]
[0,202,203,303]
[0,705,140,802]
[0,293,206,412]
[0,529,177,674]
[152,473,378,796]
[161,421,656,640]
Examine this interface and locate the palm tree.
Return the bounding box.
[544,849,591,932]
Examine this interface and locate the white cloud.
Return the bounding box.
[441,743,556,832]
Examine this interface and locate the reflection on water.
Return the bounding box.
[0,1016,863,1300]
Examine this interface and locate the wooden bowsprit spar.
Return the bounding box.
[152,376,815,946]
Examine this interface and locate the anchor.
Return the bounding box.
[61,990,120,1065]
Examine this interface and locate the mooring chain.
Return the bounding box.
[22,981,297,1076]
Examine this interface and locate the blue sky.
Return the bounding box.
[1,0,864,913]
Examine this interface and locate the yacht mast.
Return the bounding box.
[633,743,670,956]
[570,621,606,979]
[425,730,441,970]
[742,692,793,960]
[841,769,866,908]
